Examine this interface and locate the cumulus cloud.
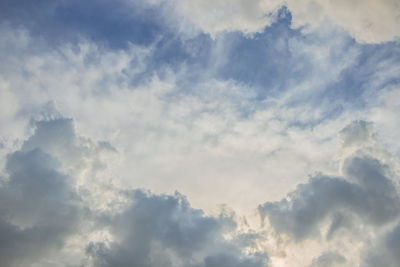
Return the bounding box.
[1,18,398,215]
[258,121,400,265]
[361,222,400,267]
[0,114,120,266]
[86,190,268,267]
[0,113,269,266]
[0,127,82,266]
[259,154,400,240]
[0,2,399,265]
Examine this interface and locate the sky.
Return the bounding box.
[0,0,400,266]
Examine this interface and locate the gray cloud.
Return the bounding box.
[339,120,374,148]
[258,155,400,241]
[310,251,346,267]
[0,115,268,266]
[0,116,116,266]
[0,147,81,266]
[361,222,400,267]
[86,190,268,267]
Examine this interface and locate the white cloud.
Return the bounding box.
[1,16,400,266]
[171,0,282,37]
[167,0,400,43]
[0,22,398,217]
[287,0,400,43]
[0,25,341,215]
[0,117,112,266]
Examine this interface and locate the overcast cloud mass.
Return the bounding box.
[0,0,399,266]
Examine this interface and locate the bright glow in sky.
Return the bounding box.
[0,1,400,266]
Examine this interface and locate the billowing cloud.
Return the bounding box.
[0,120,83,266]
[0,114,269,266]
[0,0,399,266]
[0,150,80,266]
[259,155,400,240]
[86,190,268,267]
[361,223,400,267]
[0,115,121,266]
[258,121,400,265]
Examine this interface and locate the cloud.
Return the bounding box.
[0,137,81,266]
[256,121,400,265]
[361,222,400,267]
[0,113,269,266]
[169,0,400,43]
[3,0,399,47]
[86,190,268,267]
[259,158,400,240]
[1,20,399,216]
[286,0,400,43]
[0,0,399,266]
[171,0,282,37]
[0,115,119,266]
[339,120,374,148]
[258,121,400,241]
[309,251,346,267]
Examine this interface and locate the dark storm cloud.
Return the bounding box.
[86,190,268,267]
[258,155,400,241]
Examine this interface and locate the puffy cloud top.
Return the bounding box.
[0,116,269,266]
[87,190,268,267]
[259,155,400,241]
